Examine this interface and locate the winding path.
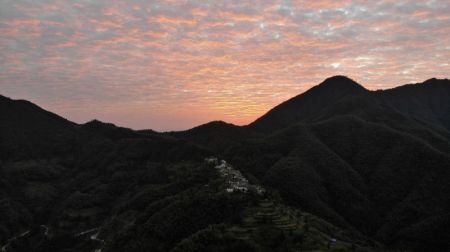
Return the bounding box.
[1,230,30,252]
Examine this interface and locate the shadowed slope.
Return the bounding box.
[249,76,368,132]
[0,95,76,160]
[1,76,449,252]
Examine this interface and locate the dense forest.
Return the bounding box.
[1,76,449,252]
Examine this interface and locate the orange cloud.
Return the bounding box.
[293,0,352,9]
[1,0,449,130]
[218,10,261,22]
[148,15,197,26]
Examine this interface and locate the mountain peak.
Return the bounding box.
[316,75,366,91]
[422,77,449,86]
[304,75,368,100]
[249,76,368,132]
[0,94,14,103]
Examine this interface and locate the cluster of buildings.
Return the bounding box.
[205,157,265,195]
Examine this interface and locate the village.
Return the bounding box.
[205,157,265,195]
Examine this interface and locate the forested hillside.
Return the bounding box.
[1,77,449,252]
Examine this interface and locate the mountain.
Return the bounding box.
[249,76,450,154]
[229,115,450,249]
[377,78,450,131]
[168,121,261,153]
[236,77,450,251]
[0,76,449,252]
[249,76,369,132]
[250,76,450,133]
[0,95,76,160]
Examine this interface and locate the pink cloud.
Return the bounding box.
[0,0,449,130]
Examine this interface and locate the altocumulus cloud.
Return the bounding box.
[0,0,449,130]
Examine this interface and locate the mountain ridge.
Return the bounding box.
[1,76,449,252]
[249,76,450,134]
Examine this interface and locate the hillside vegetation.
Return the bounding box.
[1,77,449,252]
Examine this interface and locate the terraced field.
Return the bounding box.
[228,199,385,252]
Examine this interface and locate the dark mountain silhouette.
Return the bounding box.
[0,95,76,160]
[1,76,449,252]
[249,76,369,132]
[249,76,450,153]
[377,78,450,131]
[168,120,261,153]
[249,76,450,134]
[230,115,450,249]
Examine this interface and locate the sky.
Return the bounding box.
[0,0,449,131]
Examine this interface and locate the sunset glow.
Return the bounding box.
[1,0,449,130]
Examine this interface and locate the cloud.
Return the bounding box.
[0,0,449,130]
